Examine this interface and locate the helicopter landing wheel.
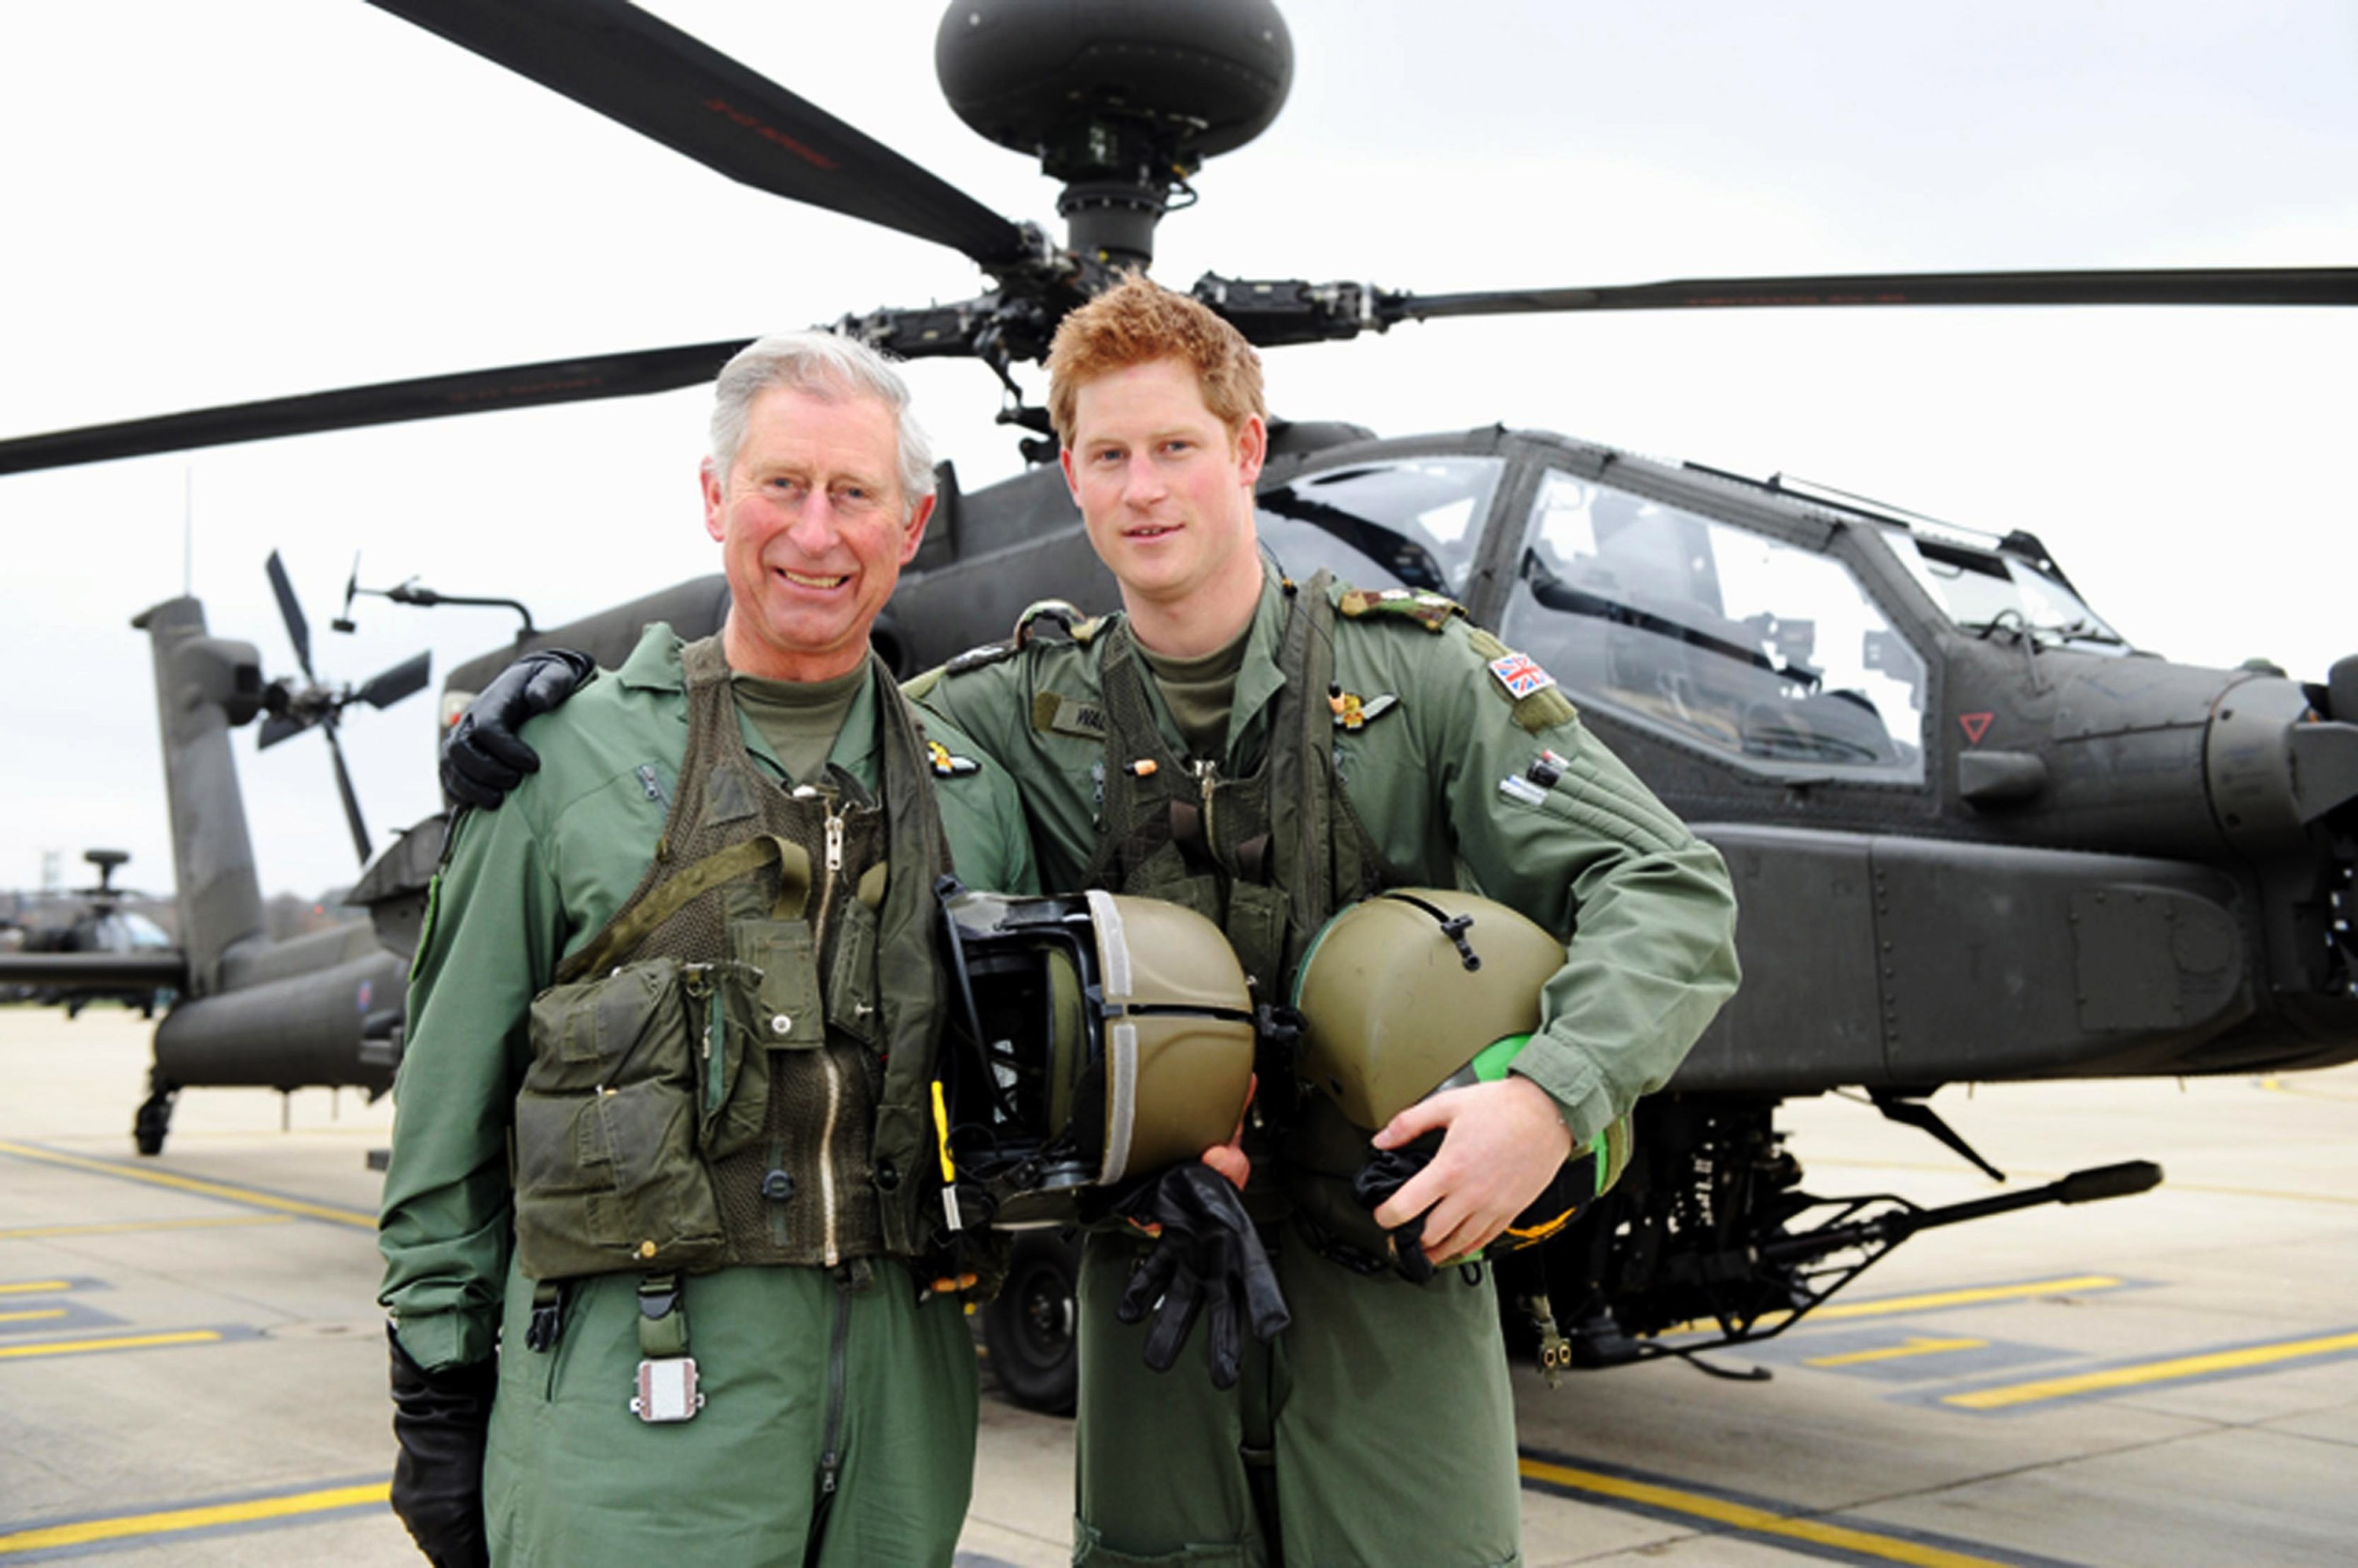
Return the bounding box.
[982,1231,1080,1416]
[133,1081,180,1158]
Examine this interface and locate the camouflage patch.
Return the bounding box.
[1030,692,1108,740]
[1334,586,1464,633]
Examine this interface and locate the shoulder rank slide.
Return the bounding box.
[1334,586,1464,633]
[927,740,980,777]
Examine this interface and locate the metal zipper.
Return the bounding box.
[1195,756,1220,850]
[815,792,848,1269]
[817,1052,843,1269]
[803,1281,854,1567]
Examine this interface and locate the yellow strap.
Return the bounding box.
[931,1081,957,1184]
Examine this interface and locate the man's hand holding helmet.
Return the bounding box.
[1287,888,1623,1277]
[1368,1074,1573,1265]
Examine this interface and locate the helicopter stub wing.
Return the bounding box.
[0,950,189,990]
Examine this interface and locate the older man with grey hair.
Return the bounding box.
[378,332,1036,1568]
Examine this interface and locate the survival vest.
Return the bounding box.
[1082,573,1394,997]
[510,637,953,1282]
[1079,575,1414,1239]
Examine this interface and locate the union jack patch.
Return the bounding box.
[1487,651,1557,701]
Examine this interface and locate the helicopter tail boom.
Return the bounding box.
[129,598,270,996]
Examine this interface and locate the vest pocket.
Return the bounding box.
[693,959,769,1162]
[729,919,827,1048]
[823,898,883,1048]
[515,959,727,1280]
[1222,881,1289,994]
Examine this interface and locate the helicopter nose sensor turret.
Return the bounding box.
[936,0,1294,268]
[2206,672,2358,858]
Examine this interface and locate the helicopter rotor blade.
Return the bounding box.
[1199,266,2358,347]
[365,0,1028,267]
[265,551,315,682]
[0,341,753,476]
[355,651,434,712]
[1381,266,2358,322]
[324,721,375,867]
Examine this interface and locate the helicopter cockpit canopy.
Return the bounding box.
[1504,473,1930,783]
[1879,527,2134,655]
[1251,452,1935,784]
[1255,455,1501,598]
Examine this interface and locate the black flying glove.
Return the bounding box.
[387,1327,495,1568]
[439,648,596,810]
[1351,1130,1443,1284]
[1355,1129,1598,1280]
[1115,1164,1291,1390]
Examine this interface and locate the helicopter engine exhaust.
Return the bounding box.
[152,946,402,1097]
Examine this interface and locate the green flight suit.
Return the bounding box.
[379,625,1037,1568]
[917,571,1740,1567]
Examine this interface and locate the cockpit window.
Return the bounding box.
[1255,456,1503,597]
[1879,527,2131,652]
[1501,471,1927,782]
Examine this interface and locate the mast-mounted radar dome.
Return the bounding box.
[936,0,1293,268]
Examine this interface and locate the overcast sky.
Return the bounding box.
[2,0,2352,904]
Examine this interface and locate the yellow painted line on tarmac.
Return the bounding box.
[1807,1335,1988,1368]
[0,1141,374,1228]
[1519,1456,2017,1567]
[1661,1275,2122,1336]
[0,1309,67,1326]
[1945,1329,2358,1410]
[0,1214,292,1240]
[2255,1074,2358,1104]
[1813,1276,2121,1321]
[0,1329,222,1361]
[0,1281,72,1295]
[0,1481,388,1555]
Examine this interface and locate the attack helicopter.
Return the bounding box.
[1,0,2353,1402]
[0,554,432,1150]
[0,850,178,1016]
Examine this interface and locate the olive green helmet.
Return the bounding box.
[938,883,1256,1228]
[1285,887,1635,1274]
[1291,888,1567,1130]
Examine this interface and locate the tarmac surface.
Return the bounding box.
[1,1004,2352,1566]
